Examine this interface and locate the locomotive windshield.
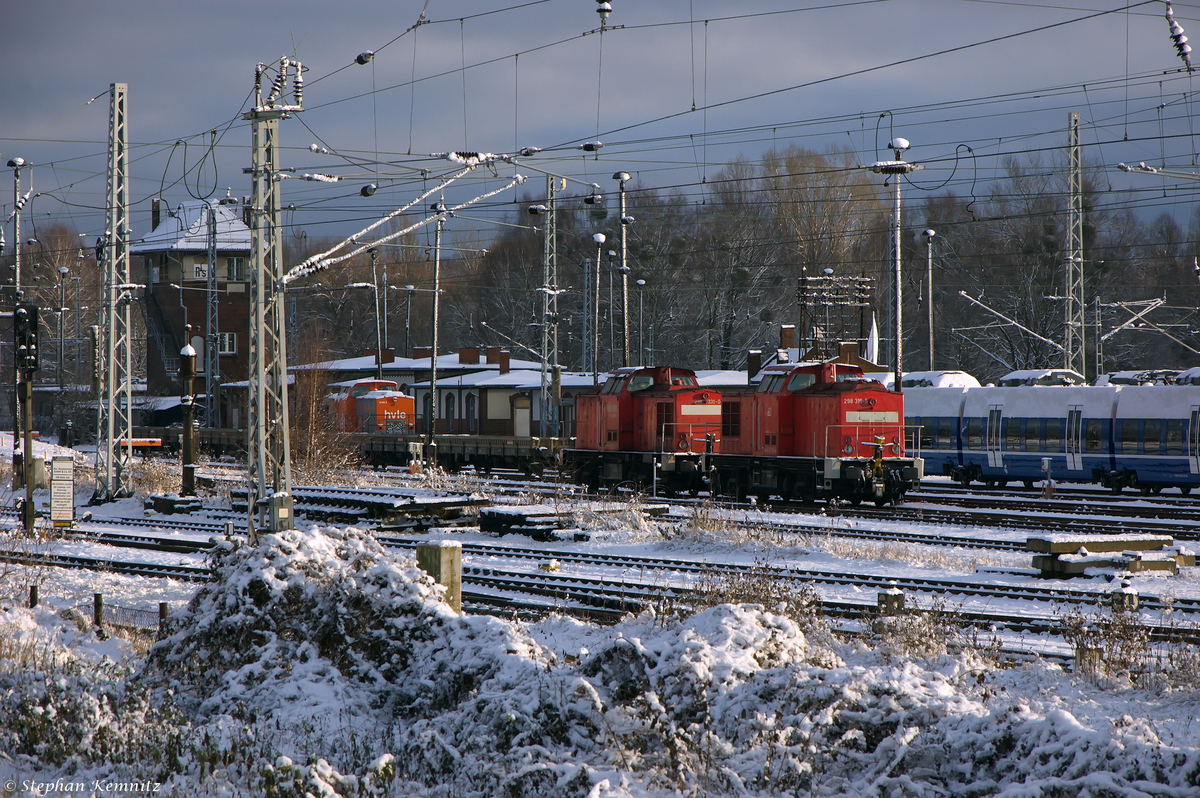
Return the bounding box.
[627,375,655,392]
[786,373,816,391]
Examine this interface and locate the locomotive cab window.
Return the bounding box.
[786,373,815,391]
[603,377,626,394]
[627,375,654,392]
[722,401,741,437]
[758,375,785,393]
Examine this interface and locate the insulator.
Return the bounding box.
[293,63,304,106]
[268,61,288,102]
[254,63,265,95]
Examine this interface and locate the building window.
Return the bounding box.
[218,332,237,355]
[227,257,247,281]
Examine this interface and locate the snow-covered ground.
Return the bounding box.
[1,454,1199,796]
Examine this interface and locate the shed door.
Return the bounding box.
[986,405,1004,468]
[1066,406,1083,471]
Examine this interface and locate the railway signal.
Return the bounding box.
[14,303,39,372]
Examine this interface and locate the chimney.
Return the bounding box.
[485,346,503,364]
[498,350,510,375]
[839,342,861,366]
[459,346,480,365]
[151,198,161,231]
[780,324,796,351]
[381,348,395,364]
[413,346,433,360]
[746,349,762,381]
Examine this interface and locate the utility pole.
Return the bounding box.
[1065,112,1086,377]
[426,211,444,464]
[94,82,134,501]
[371,247,383,379]
[244,59,303,537]
[614,172,632,367]
[15,303,38,534]
[6,157,25,460]
[870,138,922,393]
[179,327,197,497]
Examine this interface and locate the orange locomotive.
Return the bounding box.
[565,366,722,494]
[325,379,415,433]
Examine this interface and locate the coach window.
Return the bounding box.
[919,418,933,449]
[966,418,982,450]
[1027,417,1046,448]
[1120,419,1139,455]
[1085,419,1102,452]
[1144,419,1161,455]
[1166,419,1184,455]
[1004,418,1021,451]
[1044,418,1062,452]
[937,418,952,448]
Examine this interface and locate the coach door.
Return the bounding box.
[986,405,1004,468]
[1066,406,1084,472]
[1190,407,1200,474]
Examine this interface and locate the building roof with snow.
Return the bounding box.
[131,198,250,254]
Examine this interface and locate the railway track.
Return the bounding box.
[11,525,1200,647]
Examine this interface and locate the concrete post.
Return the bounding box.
[416,540,462,613]
[29,584,38,608]
[93,593,104,628]
[877,583,905,616]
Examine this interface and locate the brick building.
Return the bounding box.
[130,196,251,423]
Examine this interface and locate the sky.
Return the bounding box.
[4,0,1200,246]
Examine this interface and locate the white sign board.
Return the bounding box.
[50,456,74,526]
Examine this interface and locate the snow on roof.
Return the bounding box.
[900,370,981,388]
[996,368,1088,386]
[409,369,598,389]
[696,370,749,387]
[291,352,542,373]
[130,198,250,254]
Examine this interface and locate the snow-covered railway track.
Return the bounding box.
[380,537,1200,617]
[0,550,210,581]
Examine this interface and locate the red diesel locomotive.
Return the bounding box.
[564,361,920,504]
[712,361,919,505]
[564,366,723,494]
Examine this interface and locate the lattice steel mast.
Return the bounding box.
[244,58,303,536]
[538,175,560,436]
[1065,112,1086,376]
[205,202,221,426]
[94,82,134,501]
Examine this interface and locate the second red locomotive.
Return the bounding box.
[564,360,920,505]
[712,361,919,505]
